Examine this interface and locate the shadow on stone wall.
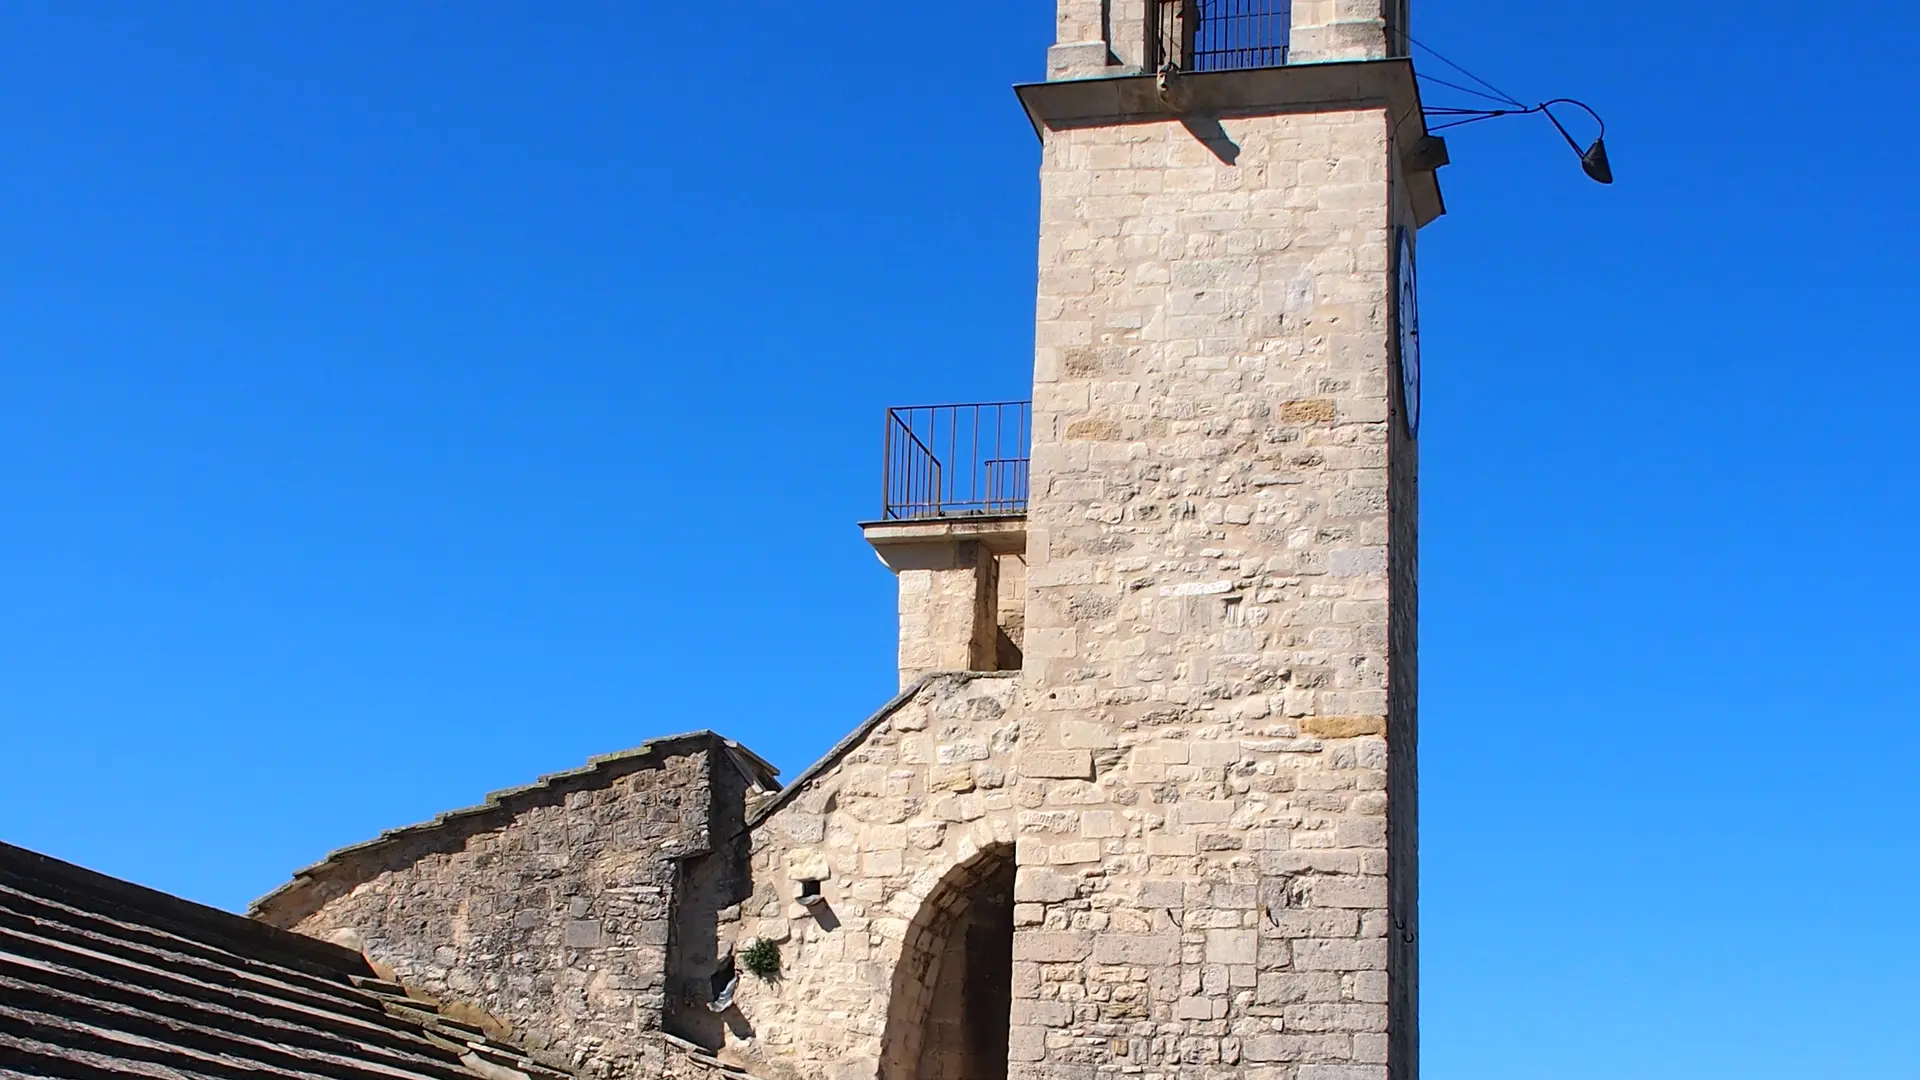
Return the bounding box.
[879,843,1015,1080]
[667,752,762,1050]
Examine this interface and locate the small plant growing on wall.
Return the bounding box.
[738,937,781,980]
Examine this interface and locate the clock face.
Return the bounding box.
[1395,226,1421,439]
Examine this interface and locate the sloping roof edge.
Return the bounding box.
[746,671,1019,828]
[251,730,779,924]
[2,839,365,979]
[0,839,579,1080]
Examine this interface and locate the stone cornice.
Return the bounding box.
[1014,58,1446,227]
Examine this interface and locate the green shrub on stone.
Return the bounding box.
[739,937,780,980]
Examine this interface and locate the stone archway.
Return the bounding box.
[878,844,1015,1080]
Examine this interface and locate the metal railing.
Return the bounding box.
[1152,0,1291,73]
[882,401,1031,521]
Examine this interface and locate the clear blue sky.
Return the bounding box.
[1,3,1913,1077]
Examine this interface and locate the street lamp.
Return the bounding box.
[1425,96,1615,185]
[1539,99,1612,185]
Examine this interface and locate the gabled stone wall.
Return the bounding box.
[252,734,776,1079]
[715,673,1023,1080]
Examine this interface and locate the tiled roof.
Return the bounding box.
[0,841,572,1080]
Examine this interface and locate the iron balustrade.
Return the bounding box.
[882,401,1031,521]
[1152,0,1292,73]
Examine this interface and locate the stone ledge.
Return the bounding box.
[1013,57,1445,227]
[860,515,1029,568]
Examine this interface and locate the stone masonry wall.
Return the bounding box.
[252,736,774,1079]
[896,541,1000,688]
[1016,105,1412,1080]
[644,1031,766,1080]
[1289,0,1395,64]
[715,673,1024,1080]
[666,749,763,1051]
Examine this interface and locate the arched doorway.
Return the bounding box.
[879,844,1015,1080]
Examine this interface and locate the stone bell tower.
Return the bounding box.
[1005,2,1443,1079]
[240,14,1452,1080]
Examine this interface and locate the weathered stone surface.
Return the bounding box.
[1014,867,1080,903]
[252,735,777,1079]
[1304,716,1390,738]
[1007,50,1421,1080]
[722,674,1022,1080]
[1019,748,1094,779]
[1092,933,1179,965]
[256,7,1425,1080]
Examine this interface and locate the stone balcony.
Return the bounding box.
[864,402,1030,688]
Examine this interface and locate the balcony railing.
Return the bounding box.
[1152,0,1292,73]
[882,401,1031,521]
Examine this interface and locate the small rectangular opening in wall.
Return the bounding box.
[798,879,824,906]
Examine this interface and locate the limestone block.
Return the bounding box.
[1091,934,1178,965]
[1190,741,1244,767]
[1170,800,1234,827]
[1134,740,1191,765]
[1017,932,1095,963]
[1021,749,1094,779]
[1243,1035,1356,1064]
[1136,879,1187,908]
[786,851,831,882]
[1008,1026,1049,1062]
[1302,716,1388,738]
[1013,999,1073,1027]
[1146,831,1198,856]
[861,849,903,876]
[1352,1033,1389,1064]
[1057,720,1118,749]
[1285,1002,1388,1033]
[1206,929,1259,965]
[1015,867,1080,903]
[1176,996,1227,1020]
[928,763,976,792]
[1335,818,1388,847]
[777,814,826,844]
[1293,937,1388,972]
[1049,841,1102,865]
[1311,876,1386,909]
[1079,811,1126,838]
